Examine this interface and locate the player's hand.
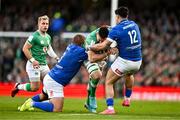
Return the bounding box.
[32,60,40,69]
[109,48,118,55]
[99,61,107,69]
[55,56,59,62]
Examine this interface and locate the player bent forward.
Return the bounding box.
[84,26,111,113]
[18,34,115,112]
[90,6,142,115]
[17,34,87,112]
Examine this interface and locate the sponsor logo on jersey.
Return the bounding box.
[40,40,44,44]
[43,47,47,53]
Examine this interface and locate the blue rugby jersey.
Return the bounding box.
[108,19,142,61]
[48,44,88,86]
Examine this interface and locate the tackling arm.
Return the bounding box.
[90,39,112,52]
[88,50,109,63]
[47,45,59,61]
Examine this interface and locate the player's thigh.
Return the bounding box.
[43,74,64,99]
[40,65,50,79]
[26,61,40,82]
[124,74,134,88]
[50,97,64,112]
[86,62,100,74]
[30,81,40,90]
[90,70,102,80]
[85,62,102,79]
[106,68,120,85]
[111,57,142,75]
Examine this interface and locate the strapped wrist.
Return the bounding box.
[55,56,59,61]
[29,57,35,63]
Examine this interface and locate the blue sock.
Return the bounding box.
[106,98,114,106]
[125,89,132,98]
[32,102,54,112]
[32,94,40,102]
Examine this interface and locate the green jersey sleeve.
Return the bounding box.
[27,35,35,45]
[85,29,99,50]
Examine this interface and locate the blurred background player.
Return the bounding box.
[11,15,59,97]
[84,26,111,113]
[90,6,142,114]
[18,34,88,112]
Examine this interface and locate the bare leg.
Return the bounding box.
[50,97,64,112]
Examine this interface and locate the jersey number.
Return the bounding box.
[128,30,138,44]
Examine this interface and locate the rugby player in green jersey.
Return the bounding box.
[11,15,59,97]
[84,26,113,113]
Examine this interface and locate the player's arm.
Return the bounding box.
[90,28,118,52]
[90,39,112,51]
[22,37,39,69]
[47,45,59,61]
[88,50,109,63]
[22,41,33,61]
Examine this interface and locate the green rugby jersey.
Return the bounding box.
[84,27,111,49]
[84,28,99,49]
[27,31,51,65]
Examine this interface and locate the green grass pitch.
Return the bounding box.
[0,96,180,120]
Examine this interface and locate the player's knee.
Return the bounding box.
[53,105,63,112]
[105,79,112,86]
[125,75,134,88]
[91,71,102,80]
[53,108,62,112]
[92,75,101,80]
[30,86,39,92]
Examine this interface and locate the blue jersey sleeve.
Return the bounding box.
[108,28,119,42]
[80,50,88,61]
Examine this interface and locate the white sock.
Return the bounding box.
[124,96,131,101]
[30,101,33,107]
[17,84,26,90]
[108,106,114,110]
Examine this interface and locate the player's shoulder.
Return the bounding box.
[32,31,39,36]
[68,44,86,54]
[29,31,39,41]
[27,31,37,42]
[85,29,97,43]
[87,29,98,38]
[46,33,51,39]
[111,24,123,33]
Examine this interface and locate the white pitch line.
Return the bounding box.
[57,113,96,116]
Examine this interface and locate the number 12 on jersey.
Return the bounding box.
[128,30,138,44]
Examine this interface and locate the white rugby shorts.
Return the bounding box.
[43,74,64,98]
[26,61,50,82]
[111,57,142,76]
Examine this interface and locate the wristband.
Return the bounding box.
[29,57,35,63]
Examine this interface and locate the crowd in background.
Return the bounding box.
[0,0,179,86]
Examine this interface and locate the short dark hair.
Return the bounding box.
[72,34,85,46]
[115,6,129,18]
[98,26,109,39]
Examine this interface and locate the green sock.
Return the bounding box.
[25,83,31,91]
[89,78,99,97]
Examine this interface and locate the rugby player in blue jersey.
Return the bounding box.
[90,6,142,114]
[18,34,114,112]
[18,34,88,112]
